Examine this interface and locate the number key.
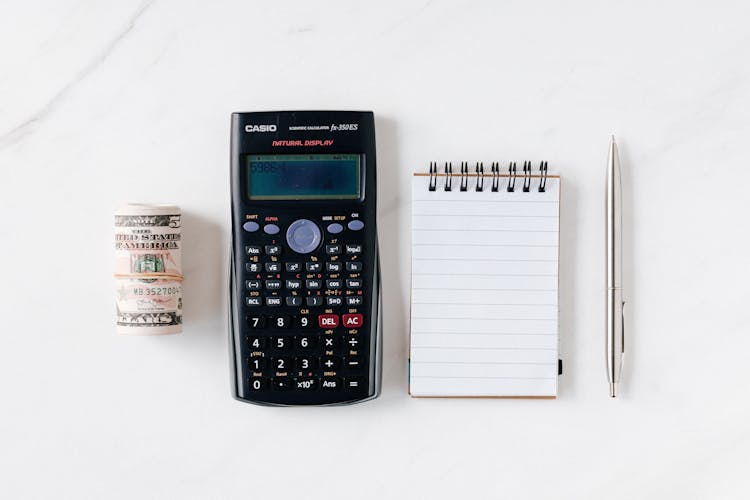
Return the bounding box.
[247,315,266,329]
[272,357,293,371]
[295,316,312,328]
[273,337,292,350]
[248,336,268,349]
[248,377,268,391]
[296,335,317,349]
[273,315,291,328]
[296,357,317,370]
[248,357,268,371]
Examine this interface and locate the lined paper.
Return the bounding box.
[409,174,560,397]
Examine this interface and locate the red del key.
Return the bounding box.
[318,314,339,328]
[342,314,363,328]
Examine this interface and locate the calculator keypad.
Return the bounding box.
[240,215,370,403]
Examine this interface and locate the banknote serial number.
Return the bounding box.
[133,287,180,296]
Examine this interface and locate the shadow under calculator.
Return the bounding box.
[374,115,409,401]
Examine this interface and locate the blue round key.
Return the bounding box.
[286,219,322,254]
[242,221,260,232]
[263,223,280,235]
[347,220,364,231]
[327,223,344,234]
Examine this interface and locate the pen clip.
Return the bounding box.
[621,300,626,354]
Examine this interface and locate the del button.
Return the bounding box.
[318,314,339,328]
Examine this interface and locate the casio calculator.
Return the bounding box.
[229,111,382,406]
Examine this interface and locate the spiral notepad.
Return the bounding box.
[409,162,561,398]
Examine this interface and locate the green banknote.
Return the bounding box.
[114,204,183,335]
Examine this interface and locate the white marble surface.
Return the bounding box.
[2,1,750,498]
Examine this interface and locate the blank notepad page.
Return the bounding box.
[409,174,560,397]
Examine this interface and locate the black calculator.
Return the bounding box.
[229,111,382,406]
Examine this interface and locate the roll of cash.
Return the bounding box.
[114,204,183,335]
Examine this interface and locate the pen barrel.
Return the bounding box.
[606,287,624,384]
[605,147,622,289]
[606,138,624,395]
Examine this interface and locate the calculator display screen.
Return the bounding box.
[247,154,361,200]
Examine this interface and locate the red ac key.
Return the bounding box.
[342,314,363,328]
[318,314,339,328]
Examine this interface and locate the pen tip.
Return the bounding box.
[610,134,616,144]
[609,383,617,397]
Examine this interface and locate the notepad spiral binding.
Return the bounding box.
[428,161,548,193]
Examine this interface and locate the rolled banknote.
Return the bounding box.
[114,204,183,335]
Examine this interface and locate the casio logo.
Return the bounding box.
[245,124,277,133]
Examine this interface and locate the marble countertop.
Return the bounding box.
[1,1,749,499]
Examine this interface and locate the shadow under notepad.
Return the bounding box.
[558,177,578,397]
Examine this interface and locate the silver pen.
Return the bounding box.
[606,136,625,397]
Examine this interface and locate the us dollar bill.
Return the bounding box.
[114,204,183,335]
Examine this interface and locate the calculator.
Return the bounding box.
[229,111,382,406]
